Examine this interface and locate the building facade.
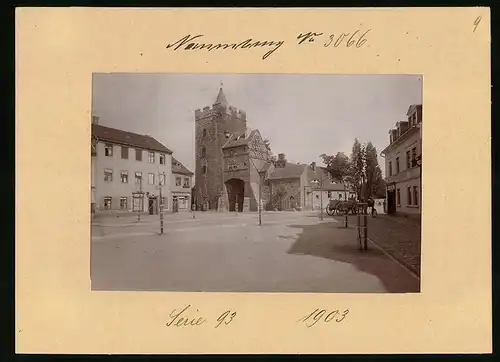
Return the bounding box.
[195,87,271,212]
[381,104,422,215]
[91,121,173,214]
[171,157,194,212]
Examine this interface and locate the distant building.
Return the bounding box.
[171,157,194,212]
[91,120,173,214]
[380,104,422,215]
[305,163,356,211]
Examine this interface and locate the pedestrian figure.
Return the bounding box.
[367,197,376,217]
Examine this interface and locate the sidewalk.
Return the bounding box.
[364,214,421,277]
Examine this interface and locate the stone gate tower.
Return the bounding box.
[195,86,247,210]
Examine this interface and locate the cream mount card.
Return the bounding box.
[16,7,491,354]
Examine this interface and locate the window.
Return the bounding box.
[203,129,207,137]
[316,194,319,199]
[395,157,400,174]
[121,146,128,159]
[135,149,142,161]
[104,197,112,209]
[148,173,155,185]
[388,161,392,176]
[120,171,128,183]
[176,176,181,186]
[327,191,331,198]
[407,187,412,205]
[159,173,165,186]
[148,151,155,163]
[104,169,113,182]
[201,146,206,158]
[339,193,343,199]
[202,165,207,174]
[406,151,411,169]
[135,172,142,185]
[159,154,165,165]
[120,197,127,210]
[105,144,113,157]
[411,147,417,167]
[396,188,401,205]
[413,186,419,206]
[183,177,190,188]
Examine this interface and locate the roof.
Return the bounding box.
[92,124,173,154]
[222,129,258,149]
[268,163,306,180]
[214,87,228,105]
[406,104,422,116]
[172,157,194,176]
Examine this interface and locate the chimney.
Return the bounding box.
[276,153,287,168]
[311,162,316,171]
[92,116,99,125]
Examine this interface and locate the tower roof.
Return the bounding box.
[214,86,228,106]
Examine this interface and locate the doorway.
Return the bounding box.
[173,197,179,213]
[387,189,396,215]
[148,197,158,215]
[225,178,245,212]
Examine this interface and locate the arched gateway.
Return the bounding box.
[225,178,245,212]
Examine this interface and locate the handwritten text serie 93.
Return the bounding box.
[165,304,236,329]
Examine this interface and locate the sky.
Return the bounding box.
[92,73,422,175]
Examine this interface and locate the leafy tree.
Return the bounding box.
[320,151,351,200]
[263,138,277,164]
[363,142,386,199]
[350,138,366,200]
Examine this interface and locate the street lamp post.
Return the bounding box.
[159,172,164,234]
[311,179,324,220]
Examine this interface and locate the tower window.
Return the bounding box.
[201,146,206,158]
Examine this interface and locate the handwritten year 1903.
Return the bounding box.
[298,308,350,327]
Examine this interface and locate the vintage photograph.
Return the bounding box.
[90,73,422,293]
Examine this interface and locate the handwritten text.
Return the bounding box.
[298,308,350,327]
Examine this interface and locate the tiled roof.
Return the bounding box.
[92,124,173,154]
[268,163,306,180]
[172,157,194,176]
[222,130,258,149]
[306,165,352,191]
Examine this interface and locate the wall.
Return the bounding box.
[269,179,301,211]
[393,178,421,215]
[384,127,421,215]
[384,128,421,179]
[94,141,172,212]
[195,106,247,210]
[171,172,193,211]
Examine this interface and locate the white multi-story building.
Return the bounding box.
[91,119,173,214]
[171,157,194,212]
[381,104,422,216]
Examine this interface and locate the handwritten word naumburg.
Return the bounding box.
[167,34,285,60]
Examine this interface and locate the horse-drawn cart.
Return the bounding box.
[326,199,359,216]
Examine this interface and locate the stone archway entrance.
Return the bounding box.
[225,178,245,212]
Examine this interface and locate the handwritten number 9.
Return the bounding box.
[473,16,482,32]
[215,310,236,328]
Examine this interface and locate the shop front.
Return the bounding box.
[172,192,191,212]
